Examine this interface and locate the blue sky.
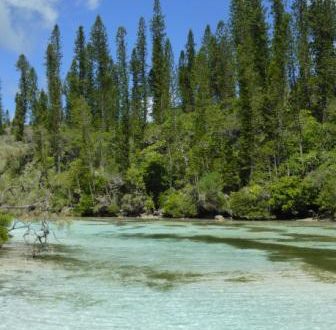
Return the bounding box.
[0,0,231,116]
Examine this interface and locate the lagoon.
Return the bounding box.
[1,219,336,329]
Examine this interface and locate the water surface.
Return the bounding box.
[1,219,336,329]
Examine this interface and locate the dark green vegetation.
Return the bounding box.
[1,0,336,219]
[0,213,13,246]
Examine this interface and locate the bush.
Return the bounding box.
[162,188,197,218]
[230,185,270,219]
[144,196,155,214]
[197,172,230,216]
[312,164,336,217]
[269,176,317,218]
[75,194,95,216]
[317,179,336,217]
[106,202,120,216]
[121,194,146,217]
[0,213,13,245]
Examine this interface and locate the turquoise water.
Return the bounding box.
[1,219,336,329]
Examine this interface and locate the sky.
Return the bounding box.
[0,0,231,116]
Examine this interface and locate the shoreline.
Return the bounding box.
[14,214,335,224]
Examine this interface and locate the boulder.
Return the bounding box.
[214,215,225,222]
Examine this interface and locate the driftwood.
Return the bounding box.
[9,217,57,256]
[1,204,39,211]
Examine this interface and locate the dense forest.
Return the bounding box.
[0,0,335,220]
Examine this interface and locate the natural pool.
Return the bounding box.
[1,219,336,330]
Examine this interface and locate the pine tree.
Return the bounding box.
[130,17,148,149]
[309,0,336,122]
[66,26,89,124]
[32,90,49,168]
[75,26,88,97]
[28,68,38,125]
[89,16,116,130]
[46,25,63,172]
[292,0,312,111]
[116,26,130,172]
[162,38,174,113]
[250,0,269,87]
[266,0,291,174]
[179,30,195,112]
[13,55,31,141]
[65,59,80,124]
[150,0,166,123]
[213,21,235,106]
[193,50,211,138]
[231,0,269,184]
[4,110,10,128]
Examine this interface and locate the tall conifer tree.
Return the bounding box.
[130,17,148,149]
[179,30,196,112]
[309,0,336,122]
[150,0,166,123]
[89,16,115,130]
[116,27,130,172]
[266,0,291,173]
[13,55,32,141]
[46,25,63,172]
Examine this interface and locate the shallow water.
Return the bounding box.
[1,219,336,330]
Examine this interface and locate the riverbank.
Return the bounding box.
[12,213,335,225]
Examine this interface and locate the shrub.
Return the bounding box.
[0,213,13,245]
[197,172,230,216]
[269,176,317,218]
[317,179,336,217]
[230,185,270,219]
[121,194,146,217]
[107,202,120,216]
[312,164,336,217]
[144,196,155,214]
[75,194,95,216]
[162,188,197,218]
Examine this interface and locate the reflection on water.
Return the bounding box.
[1,219,336,330]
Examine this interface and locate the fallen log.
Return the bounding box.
[0,204,39,211]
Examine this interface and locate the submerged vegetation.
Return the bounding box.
[0,0,336,219]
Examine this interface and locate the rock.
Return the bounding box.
[153,210,163,217]
[140,213,162,220]
[215,215,225,222]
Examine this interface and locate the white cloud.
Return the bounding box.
[75,0,102,10]
[86,0,101,10]
[0,0,102,53]
[4,0,58,26]
[0,0,59,53]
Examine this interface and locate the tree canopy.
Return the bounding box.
[1,0,336,219]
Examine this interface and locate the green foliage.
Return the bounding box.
[150,0,168,123]
[162,187,197,218]
[317,177,336,217]
[121,193,146,216]
[75,194,95,216]
[144,196,155,214]
[106,202,120,217]
[230,185,270,220]
[269,176,317,218]
[3,1,336,220]
[309,159,336,217]
[197,172,230,216]
[0,213,13,245]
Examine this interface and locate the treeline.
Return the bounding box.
[0,0,336,219]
